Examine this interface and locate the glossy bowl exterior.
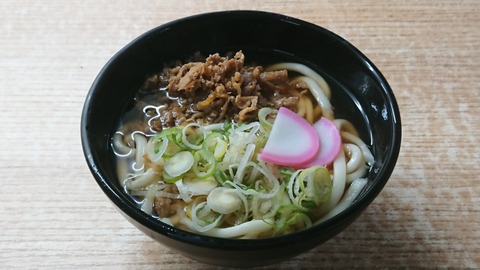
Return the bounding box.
[81,11,401,267]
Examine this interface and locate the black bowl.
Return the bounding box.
[81,10,401,267]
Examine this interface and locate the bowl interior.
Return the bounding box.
[81,10,401,266]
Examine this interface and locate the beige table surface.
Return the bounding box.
[1,0,479,269]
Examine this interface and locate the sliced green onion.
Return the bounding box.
[191,201,223,232]
[203,132,228,160]
[279,167,295,180]
[258,107,277,131]
[181,123,205,150]
[145,136,168,165]
[204,122,224,131]
[164,151,194,180]
[273,204,298,233]
[163,140,183,157]
[163,169,184,184]
[221,121,234,135]
[207,187,242,215]
[203,132,222,150]
[176,176,218,197]
[156,127,185,157]
[213,139,228,160]
[286,211,312,230]
[158,127,182,143]
[253,133,268,156]
[302,166,332,206]
[288,166,332,211]
[192,149,216,179]
[234,143,256,182]
[213,169,229,185]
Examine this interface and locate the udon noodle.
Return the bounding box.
[112,51,373,238]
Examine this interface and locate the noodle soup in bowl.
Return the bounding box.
[81,11,401,267]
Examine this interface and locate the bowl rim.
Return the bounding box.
[81,10,402,250]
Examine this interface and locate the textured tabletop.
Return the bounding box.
[1,1,479,269]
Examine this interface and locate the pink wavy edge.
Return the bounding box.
[259,107,319,167]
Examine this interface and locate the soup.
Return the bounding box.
[112,51,373,238]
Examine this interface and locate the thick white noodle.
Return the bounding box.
[133,133,147,171]
[346,165,367,184]
[322,148,347,213]
[116,157,130,186]
[140,187,157,215]
[112,132,134,156]
[266,62,331,98]
[296,97,306,118]
[345,143,364,174]
[341,131,375,166]
[295,76,334,120]
[197,219,273,238]
[315,178,368,225]
[304,95,314,124]
[126,168,157,189]
[333,119,359,136]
